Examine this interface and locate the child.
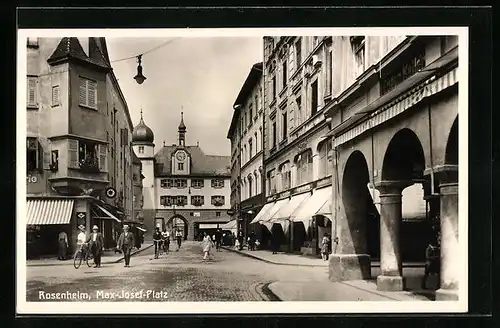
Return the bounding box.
[235,238,241,250]
[255,239,260,250]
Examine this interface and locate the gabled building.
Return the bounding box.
[25,37,136,257]
[133,112,232,241]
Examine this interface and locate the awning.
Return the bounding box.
[271,192,311,222]
[250,202,274,224]
[291,187,331,225]
[369,183,426,219]
[260,199,289,223]
[26,199,74,225]
[95,204,121,222]
[316,197,332,217]
[220,220,238,230]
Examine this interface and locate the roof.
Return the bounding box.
[154,145,231,177]
[226,108,240,139]
[131,150,142,166]
[232,62,263,108]
[132,115,154,143]
[47,37,111,70]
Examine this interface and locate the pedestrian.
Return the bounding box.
[215,228,223,251]
[248,230,257,251]
[201,232,214,260]
[175,229,183,251]
[321,233,331,261]
[422,239,440,290]
[57,230,68,260]
[255,239,260,250]
[162,229,170,254]
[88,225,104,268]
[152,227,163,259]
[117,224,135,268]
[237,231,244,251]
[231,232,236,246]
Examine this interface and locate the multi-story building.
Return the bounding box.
[131,151,144,222]
[230,62,265,240]
[25,37,135,257]
[133,112,232,241]
[227,99,241,233]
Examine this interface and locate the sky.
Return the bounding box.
[105,37,263,156]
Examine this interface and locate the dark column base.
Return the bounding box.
[435,288,459,301]
[328,254,371,281]
[376,275,404,291]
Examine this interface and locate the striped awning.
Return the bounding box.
[333,67,458,148]
[95,204,121,222]
[26,199,74,225]
[250,202,274,224]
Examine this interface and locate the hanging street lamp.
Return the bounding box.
[134,54,147,84]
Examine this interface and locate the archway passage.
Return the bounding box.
[342,150,379,257]
[167,215,189,241]
[445,116,458,165]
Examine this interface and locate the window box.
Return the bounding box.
[79,157,100,173]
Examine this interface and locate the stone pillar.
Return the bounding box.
[436,181,459,301]
[375,180,410,291]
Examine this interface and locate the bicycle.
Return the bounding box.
[73,243,93,269]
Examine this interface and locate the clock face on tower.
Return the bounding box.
[176,151,186,161]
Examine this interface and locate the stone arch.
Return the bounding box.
[381,128,426,182]
[167,214,189,241]
[342,150,379,256]
[445,116,458,165]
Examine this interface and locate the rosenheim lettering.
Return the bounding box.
[38,291,91,300]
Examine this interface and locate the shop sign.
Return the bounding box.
[380,50,426,95]
[193,212,200,217]
[76,212,86,226]
[26,175,38,183]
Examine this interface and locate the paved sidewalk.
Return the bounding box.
[26,243,153,267]
[221,246,328,267]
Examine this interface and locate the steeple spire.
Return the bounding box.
[178,110,186,147]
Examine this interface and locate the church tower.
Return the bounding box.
[132,109,156,225]
[178,111,186,147]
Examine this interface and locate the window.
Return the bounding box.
[211,179,224,189]
[254,132,258,152]
[351,36,366,77]
[79,77,97,109]
[27,76,38,108]
[254,94,259,113]
[211,196,225,207]
[295,149,313,185]
[52,85,60,106]
[311,80,318,116]
[138,146,144,154]
[272,75,277,100]
[318,139,333,179]
[271,120,277,148]
[325,50,333,96]
[216,212,221,217]
[27,37,39,48]
[249,104,253,124]
[191,196,204,206]
[178,162,184,171]
[175,179,187,188]
[191,179,204,189]
[249,138,253,159]
[244,112,247,129]
[26,137,39,172]
[282,60,287,89]
[161,179,173,188]
[69,139,105,172]
[50,150,59,170]
[267,169,277,195]
[295,39,302,67]
[248,176,253,198]
[282,111,288,140]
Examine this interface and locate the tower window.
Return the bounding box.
[138,146,144,154]
[178,162,184,171]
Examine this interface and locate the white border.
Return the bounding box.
[17,27,469,314]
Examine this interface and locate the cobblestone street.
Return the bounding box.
[26,242,329,302]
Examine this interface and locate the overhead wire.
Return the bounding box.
[110,37,181,63]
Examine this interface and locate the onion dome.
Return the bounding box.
[132,109,154,143]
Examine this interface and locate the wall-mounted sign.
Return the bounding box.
[193,212,200,217]
[26,175,38,183]
[105,187,117,199]
[76,212,86,226]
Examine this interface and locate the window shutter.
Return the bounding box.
[37,140,43,170]
[43,148,51,170]
[52,85,60,106]
[27,78,37,107]
[88,80,97,108]
[79,78,87,106]
[68,139,79,168]
[99,144,107,172]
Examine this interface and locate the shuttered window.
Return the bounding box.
[98,144,107,172]
[52,85,60,106]
[68,139,79,168]
[79,77,97,109]
[27,77,37,108]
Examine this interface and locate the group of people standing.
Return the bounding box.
[152,226,184,259]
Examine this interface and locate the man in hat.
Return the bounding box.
[87,225,104,268]
[117,224,135,267]
[76,225,88,256]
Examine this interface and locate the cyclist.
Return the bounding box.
[152,227,163,259]
[76,225,89,257]
[162,229,170,254]
[175,229,183,251]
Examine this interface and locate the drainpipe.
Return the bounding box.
[332,144,340,254]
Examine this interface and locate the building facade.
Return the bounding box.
[133,113,232,241]
[227,96,241,233]
[132,151,144,222]
[228,63,265,239]
[26,37,136,257]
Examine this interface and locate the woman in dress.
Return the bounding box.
[201,232,214,260]
[321,233,331,261]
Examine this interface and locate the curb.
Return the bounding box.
[27,244,154,267]
[221,246,328,268]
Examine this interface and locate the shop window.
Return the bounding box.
[211,195,225,207]
[79,76,97,109]
[191,196,204,206]
[191,179,204,189]
[211,179,224,189]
